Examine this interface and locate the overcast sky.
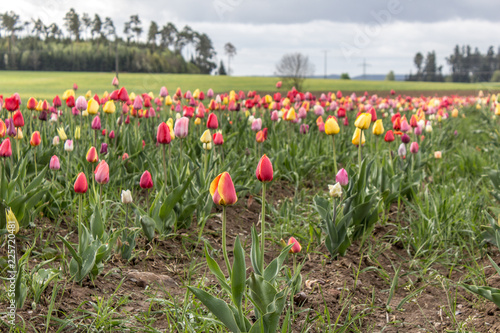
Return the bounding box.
[5,0,500,77]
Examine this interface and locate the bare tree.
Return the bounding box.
[275,53,314,91]
[224,42,236,75]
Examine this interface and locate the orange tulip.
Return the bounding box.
[30,131,41,147]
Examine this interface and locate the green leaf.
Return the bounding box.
[90,204,104,239]
[188,286,241,333]
[204,244,231,293]
[140,215,156,242]
[231,236,246,308]
[248,273,277,315]
[77,243,98,282]
[250,226,262,276]
[57,235,82,266]
[263,244,292,282]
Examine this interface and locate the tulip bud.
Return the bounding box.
[200,129,212,144]
[0,138,12,157]
[50,155,60,170]
[13,110,24,127]
[251,118,262,131]
[398,143,406,159]
[157,122,171,144]
[288,237,302,253]
[325,117,340,135]
[336,168,349,186]
[74,172,88,193]
[64,140,74,152]
[94,160,110,184]
[100,142,108,155]
[384,130,395,142]
[372,119,384,136]
[207,113,218,129]
[434,151,442,159]
[352,127,366,146]
[256,154,273,182]
[30,131,41,146]
[86,146,98,163]
[203,142,212,150]
[109,130,115,139]
[75,96,87,111]
[91,116,101,130]
[210,172,238,206]
[53,136,60,146]
[174,117,189,138]
[410,142,419,154]
[140,170,154,189]
[401,133,410,144]
[354,113,371,130]
[213,131,224,145]
[121,190,133,204]
[5,208,19,234]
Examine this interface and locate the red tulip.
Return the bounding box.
[118,87,129,102]
[12,111,24,127]
[109,130,115,139]
[0,138,12,157]
[156,122,171,144]
[53,95,62,108]
[66,95,75,108]
[140,170,153,189]
[384,130,395,142]
[256,154,273,182]
[287,237,302,253]
[74,172,88,193]
[30,131,41,146]
[94,160,110,184]
[213,132,224,145]
[210,172,238,206]
[4,96,19,112]
[207,113,218,129]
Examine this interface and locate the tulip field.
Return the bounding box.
[2,79,500,332]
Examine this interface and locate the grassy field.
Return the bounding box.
[1,70,500,100]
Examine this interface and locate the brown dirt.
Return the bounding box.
[2,180,500,332]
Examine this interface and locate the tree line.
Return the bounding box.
[407,45,500,83]
[0,10,217,74]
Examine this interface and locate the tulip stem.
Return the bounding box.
[332,136,337,175]
[358,129,363,170]
[34,149,37,177]
[78,194,83,254]
[162,145,168,190]
[261,182,266,272]
[222,206,231,277]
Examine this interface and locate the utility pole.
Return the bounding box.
[358,58,371,80]
[322,50,328,79]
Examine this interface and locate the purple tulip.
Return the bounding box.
[100,142,108,155]
[300,124,309,134]
[401,133,410,144]
[91,116,101,130]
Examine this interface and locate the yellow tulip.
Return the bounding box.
[265,95,272,104]
[451,108,458,118]
[103,100,116,114]
[87,99,99,115]
[75,126,81,140]
[165,95,173,106]
[167,120,175,140]
[200,129,212,143]
[57,127,67,141]
[36,100,43,111]
[354,113,371,130]
[495,104,500,116]
[148,92,154,99]
[286,108,296,121]
[129,92,136,101]
[62,89,75,100]
[324,118,340,135]
[102,91,109,98]
[193,89,200,99]
[223,97,228,105]
[85,90,92,99]
[372,119,384,136]
[6,208,19,234]
[352,128,366,145]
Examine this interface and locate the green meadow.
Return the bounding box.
[1,70,500,100]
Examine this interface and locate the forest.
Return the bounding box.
[0,9,217,74]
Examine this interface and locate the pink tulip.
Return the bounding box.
[50,155,61,170]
